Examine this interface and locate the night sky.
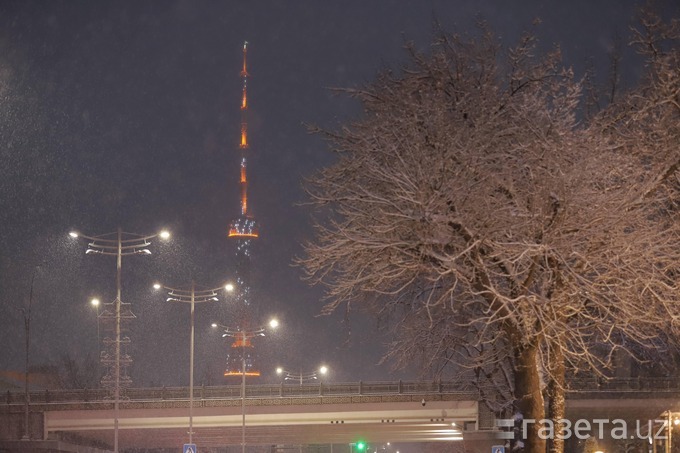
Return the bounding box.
[1,0,677,388]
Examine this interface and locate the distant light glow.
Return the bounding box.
[228,231,259,238]
[319,365,328,375]
[231,336,252,348]
[240,124,248,148]
[159,230,170,240]
[228,218,259,238]
[276,367,283,375]
[224,370,260,377]
[269,319,279,329]
[90,298,100,307]
[69,231,79,238]
[225,283,235,292]
[153,283,161,290]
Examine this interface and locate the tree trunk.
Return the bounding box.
[513,341,546,453]
[547,345,566,453]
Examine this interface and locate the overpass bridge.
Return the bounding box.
[2,378,680,452]
[2,381,484,451]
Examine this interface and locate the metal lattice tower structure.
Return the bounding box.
[225,41,261,377]
[99,299,135,391]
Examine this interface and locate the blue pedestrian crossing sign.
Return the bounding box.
[492,446,505,453]
[183,444,197,453]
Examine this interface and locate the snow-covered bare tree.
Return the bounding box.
[302,21,680,453]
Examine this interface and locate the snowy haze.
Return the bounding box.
[0,0,677,387]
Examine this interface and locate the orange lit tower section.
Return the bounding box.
[229,41,257,238]
[225,41,260,377]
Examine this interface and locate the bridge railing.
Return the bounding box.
[5,377,678,406]
[568,376,680,392]
[3,380,470,405]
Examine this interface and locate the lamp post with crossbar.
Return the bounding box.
[276,365,328,385]
[69,228,169,453]
[153,281,234,446]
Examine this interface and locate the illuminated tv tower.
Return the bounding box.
[224,41,260,377]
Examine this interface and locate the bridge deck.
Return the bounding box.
[3,378,680,451]
[3,381,482,450]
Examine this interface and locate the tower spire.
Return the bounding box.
[239,41,249,216]
[241,40,249,77]
[228,41,258,238]
[225,41,260,378]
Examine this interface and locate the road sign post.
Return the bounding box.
[183,444,197,453]
[491,446,505,453]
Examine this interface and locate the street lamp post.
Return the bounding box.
[212,319,279,453]
[153,281,234,446]
[90,298,101,384]
[276,365,329,385]
[18,265,40,440]
[667,410,672,453]
[70,228,169,453]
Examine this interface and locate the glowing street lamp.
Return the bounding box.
[153,281,233,446]
[90,298,100,343]
[90,297,101,382]
[69,227,169,453]
[276,365,329,385]
[212,319,279,453]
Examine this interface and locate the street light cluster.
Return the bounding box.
[71,227,285,453]
[211,318,280,332]
[276,365,329,384]
[70,227,320,453]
